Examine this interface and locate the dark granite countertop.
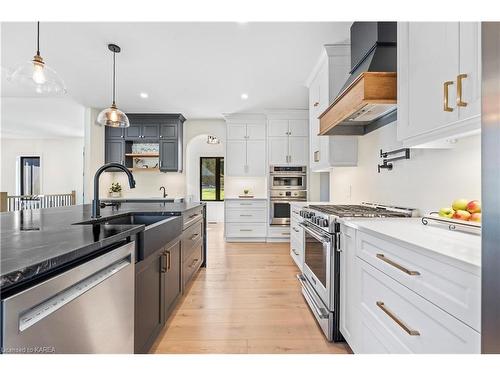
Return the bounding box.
[0,202,205,293]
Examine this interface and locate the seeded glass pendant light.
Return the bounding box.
[9,22,66,95]
[96,44,130,128]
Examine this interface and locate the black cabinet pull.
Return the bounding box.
[160,253,167,273]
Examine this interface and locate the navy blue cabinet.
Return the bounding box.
[104,114,185,173]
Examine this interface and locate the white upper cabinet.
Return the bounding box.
[267,111,309,166]
[397,22,481,147]
[268,120,289,137]
[225,116,267,177]
[307,44,358,171]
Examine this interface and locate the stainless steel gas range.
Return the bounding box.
[297,203,417,342]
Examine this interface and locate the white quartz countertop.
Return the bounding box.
[342,218,481,268]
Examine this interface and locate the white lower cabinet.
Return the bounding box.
[341,225,480,354]
[358,259,480,354]
[224,199,267,242]
[339,224,360,352]
[289,203,305,270]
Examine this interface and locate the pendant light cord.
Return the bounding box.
[36,21,40,56]
[112,51,116,105]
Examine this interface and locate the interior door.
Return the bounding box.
[407,22,459,136]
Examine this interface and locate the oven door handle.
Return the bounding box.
[296,274,329,319]
[298,222,331,243]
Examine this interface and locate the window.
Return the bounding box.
[200,157,224,201]
[20,156,41,195]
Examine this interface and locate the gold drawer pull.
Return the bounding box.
[443,81,454,112]
[189,234,199,241]
[456,73,468,107]
[376,254,420,276]
[376,301,420,336]
[240,229,253,232]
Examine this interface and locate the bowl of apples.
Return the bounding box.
[439,199,481,223]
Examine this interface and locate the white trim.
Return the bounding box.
[305,49,327,88]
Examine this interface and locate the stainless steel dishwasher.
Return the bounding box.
[1,241,135,354]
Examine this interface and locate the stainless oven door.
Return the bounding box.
[270,200,291,225]
[300,222,332,308]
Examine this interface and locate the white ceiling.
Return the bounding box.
[1,97,86,138]
[1,22,351,120]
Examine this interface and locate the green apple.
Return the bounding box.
[452,198,469,211]
[438,207,455,218]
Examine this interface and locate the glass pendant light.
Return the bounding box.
[8,22,66,95]
[96,44,130,128]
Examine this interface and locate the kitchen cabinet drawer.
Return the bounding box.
[181,220,203,260]
[356,231,480,331]
[183,241,203,289]
[358,259,480,353]
[183,206,204,230]
[268,226,290,238]
[225,200,267,209]
[225,223,267,238]
[225,208,267,223]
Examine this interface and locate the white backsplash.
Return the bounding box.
[224,176,268,198]
[111,171,186,199]
[329,121,481,215]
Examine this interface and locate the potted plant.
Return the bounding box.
[109,182,122,198]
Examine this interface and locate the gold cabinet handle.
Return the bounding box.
[314,150,320,162]
[443,81,454,112]
[376,301,420,336]
[376,254,420,275]
[313,102,319,107]
[456,73,468,107]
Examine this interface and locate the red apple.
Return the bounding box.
[453,210,471,221]
[466,200,481,214]
[470,213,481,222]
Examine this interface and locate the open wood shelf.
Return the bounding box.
[125,153,159,157]
[128,167,160,172]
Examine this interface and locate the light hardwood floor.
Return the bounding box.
[151,223,351,354]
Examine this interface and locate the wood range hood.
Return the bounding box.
[319,71,397,135]
[319,22,398,136]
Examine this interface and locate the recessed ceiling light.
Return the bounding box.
[140,92,149,99]
[241,93,248,100]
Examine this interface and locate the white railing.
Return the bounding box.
[0,191,76,212]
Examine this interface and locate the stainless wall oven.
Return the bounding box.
[269,166,307,226]
[270,190,307,226]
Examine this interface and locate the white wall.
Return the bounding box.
[329,121,481,215]
[0,138,85,203]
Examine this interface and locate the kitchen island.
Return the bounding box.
[0,201,206,354]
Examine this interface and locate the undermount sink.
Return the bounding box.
[101,214,172,226]
[75,213,183,261]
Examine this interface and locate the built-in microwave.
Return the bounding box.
[269,166,307,190]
